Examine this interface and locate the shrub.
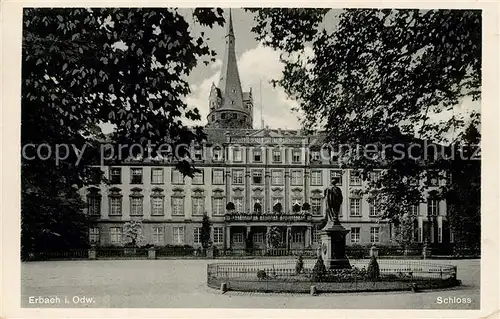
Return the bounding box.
[295,255,304,274]
[312,255,327,282]
[257,270,267,279]
[366,256,381,280]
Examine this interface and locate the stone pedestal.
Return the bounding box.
[88,248,96,260]
[148,247,156,259]
[320,222,351,269]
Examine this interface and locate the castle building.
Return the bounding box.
[83,12,454,252]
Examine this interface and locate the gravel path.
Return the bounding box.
[21,259,480,309]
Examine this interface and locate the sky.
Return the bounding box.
[181,8,313,130]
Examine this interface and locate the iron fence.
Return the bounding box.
[207,259,457,283]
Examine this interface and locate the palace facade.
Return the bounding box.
[82,12,454,252]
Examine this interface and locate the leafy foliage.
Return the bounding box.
[248,8,481,226]
[366,256,381,280]
[295,255,304,274]
[123,220,145,247]
[201,213,211,249]
[312,255,327,282]
[21,8,225,257]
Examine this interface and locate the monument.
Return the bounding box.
[320,176,351,269]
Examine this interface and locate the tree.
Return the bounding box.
[442,123,481,255]
[267,226,282,248]
[248,8,480,223]
[123,220,145,247]
[201,213,211,252]
[393,214,417,252]
[21,8,225,258]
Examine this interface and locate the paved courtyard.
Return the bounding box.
[21,259,480,309]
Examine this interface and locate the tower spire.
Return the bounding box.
[227,8,234,37]
[217,9,244,112]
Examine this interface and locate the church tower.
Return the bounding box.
[207,10,253,129]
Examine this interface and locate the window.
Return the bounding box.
[350,227,360,243]
[87,195,101,216]
[271,170,283,185]
[213,227,224,244]
[212,169,224,185]
[292,232,304,243]
[173,227,184,245]
[194,227,201,244]
[330,170,343,185]
[233,148,242,162]
[109,197,122,216]
[291,170,302,185]
[221,113,226,119]
[370,171,381,184]
[312,226,320,243]
[427,171,439,186]
[172,169,184,184]
[427,199,439,216]
[151,168,164,184]
[212,148,223,161]
[233,198,243,212]
[110,227,122,245]
[253,232,264,243]
[192,171,204,185]
[310,150,320,162]
[272,149,281,162]
[152,227,164,245]
[311,198,322,215]
[213,198,224,216]
[253,149,262,162]
[409,204,419,216]
[130,197,143,216]
[438,227,442,243]
[232,232,244,244]
[192,197,205,216]
[194,148,203,161]
[292,149,301,163]
[369,199,379,217]
[89,227,100,244]
[232,170,244,184]
[151,197,164,216]
[370,227,380,243]
[349,170,361,185]
[130,168,143,184]
[172,197,184,216]
[311,171,322,186]
[252,170,263,184]
[350,198,361,216]
[90,167,102,185]
[109,167,122,184]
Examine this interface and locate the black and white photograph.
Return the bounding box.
[1,2,499,317]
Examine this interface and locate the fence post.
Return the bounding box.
[148,247,156,260]
[88,247,96,260]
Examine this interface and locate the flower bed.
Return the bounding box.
[207,258,459,293]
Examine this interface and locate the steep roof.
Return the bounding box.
[217,9,246,113]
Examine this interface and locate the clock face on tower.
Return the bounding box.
[322,243,327,255]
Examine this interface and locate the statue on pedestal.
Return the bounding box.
[324,177,343,226]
